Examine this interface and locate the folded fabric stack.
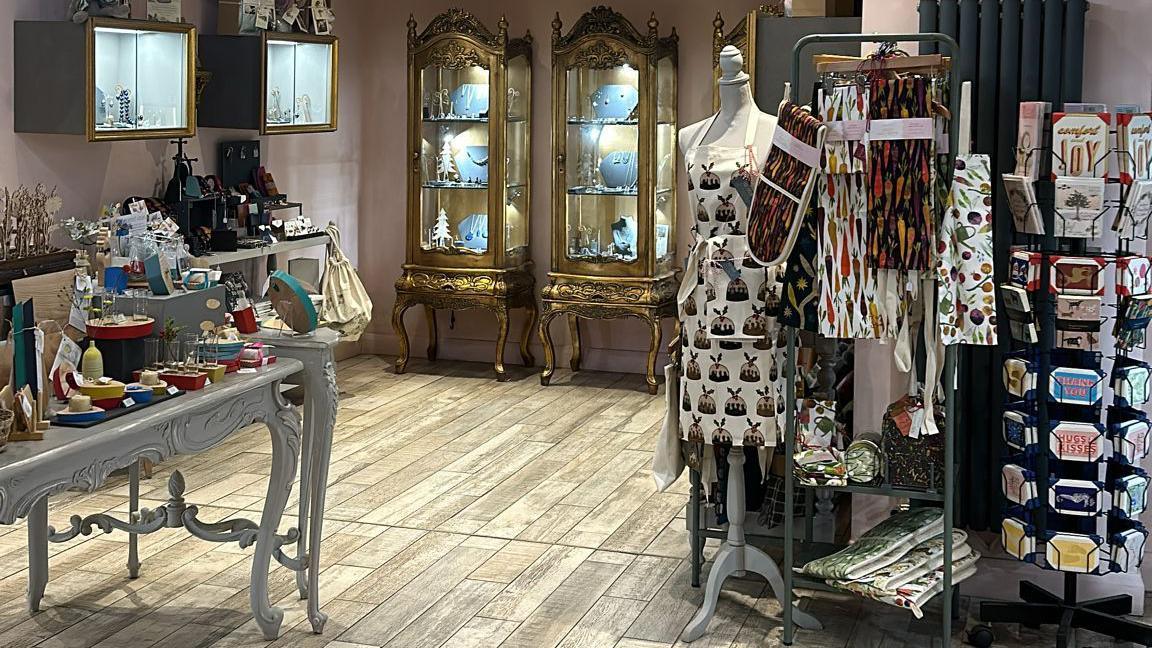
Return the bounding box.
[798,509,979,618]
[794,447,847,486]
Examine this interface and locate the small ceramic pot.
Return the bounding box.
[590,84,639,120]
[457,213,489,251]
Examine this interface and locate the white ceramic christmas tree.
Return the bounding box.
[437,142,458,182]
[432,209,452,248]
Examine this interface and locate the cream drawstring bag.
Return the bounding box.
[320,223,373,342]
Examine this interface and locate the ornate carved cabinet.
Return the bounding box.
[539,7,678,394]
[393,10,535,381]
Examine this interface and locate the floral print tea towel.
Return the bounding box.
[937,154,998,345]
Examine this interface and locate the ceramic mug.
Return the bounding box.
[457,213,489,251]
[590,84,639,120]
[599,151,638,189]
[450,83,490,118]
[454,145,490,184]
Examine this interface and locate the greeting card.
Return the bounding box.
[1050,421,1105,462]
[1054,177,1106,238]
[1117,112,1152,184]
[1050,478,1103,517]
[1115,473,1150,519]
[1002,517,1034,561]
[1003,409,1036,451]
[1014,101,1051,180]
[1010,249,1041,290]
[1004,174,1045,235]
[1110,417,1151,465]
[1111,527,1148,573]
[1046,531,1102,573]
[1049,256,1106,295]
[1003,357,1036,399]
[1049,366,1105,406]
[1001,285,1038,343]
[1003,464,1037,506]
[1116,294,1152,350]
[1117,256,1152,296]
[1113,360,1152,408]
[1114,179,1152,239]
[1051,112,1110,180]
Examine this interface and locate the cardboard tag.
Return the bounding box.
[771,127,821,168]
[167,385,179,395]
[122,398,135,408]
[238,368,258,374]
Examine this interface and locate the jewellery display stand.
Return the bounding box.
[539,7,679,395]
[393,10,536,382]
[978,108,1152,648]
[198,31,338,134]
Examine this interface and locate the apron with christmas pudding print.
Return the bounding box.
[677,113,785,450]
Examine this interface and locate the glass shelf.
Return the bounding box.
[568,186,639,196]
[567,117,638,126]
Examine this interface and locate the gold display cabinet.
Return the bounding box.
[393,10,535,382]
[540,7,678,394]
[711,4,783,109]
[199,31,339,134]
[14,18,196,142]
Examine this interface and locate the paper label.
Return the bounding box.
[868,117,934,141]
[281,4,300,22]
[20,396,32,420]
[239,368,258,374]
[205,378,212,387]
[122,398,135,408]
[771,128,821,168]
[823,120,867,143]
[167,385,179,395]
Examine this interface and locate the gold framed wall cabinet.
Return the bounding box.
[14,17,197,142]
[199,31,339,134]
[541,6,678,394]
[393,9,535,382]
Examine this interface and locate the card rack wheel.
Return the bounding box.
[966,624,995,648]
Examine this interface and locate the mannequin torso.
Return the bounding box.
[678,70,775,163]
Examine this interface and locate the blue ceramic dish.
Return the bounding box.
[55,407,106,424]
[454,145,489,184]
[591,84,639,120]
[125,384,154,404]
[457,213,489,252]
[450,83,490,118]
[599,151,638,189]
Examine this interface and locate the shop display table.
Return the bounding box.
[0,357,324,641]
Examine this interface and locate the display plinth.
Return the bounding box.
[541,6,678,394]
[539,272,675,394]
[393,264,536,381]
[394,10,535,381]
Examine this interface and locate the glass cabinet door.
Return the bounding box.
[93,25,189,135]
[264,36,337,132]
[565,63,640,265]
[418,62,492,256]
[505,52,530,256]
[655,54,677,271]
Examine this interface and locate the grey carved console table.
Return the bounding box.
[0,342,336,641]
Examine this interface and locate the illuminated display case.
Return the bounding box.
[539,7,678,394]
[199,32,338,134]
[392,9,536,382]
[14,18,196,142]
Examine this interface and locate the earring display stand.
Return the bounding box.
[978,110,1152,648]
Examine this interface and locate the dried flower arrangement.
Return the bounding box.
[0,184,64,261]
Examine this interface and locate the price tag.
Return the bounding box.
[20,396,33,420]
[205,378,212,387]
[167,385,179,395]
[122,398,135,408]
[238,368,258,374]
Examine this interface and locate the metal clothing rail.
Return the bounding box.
[781,32,962,646]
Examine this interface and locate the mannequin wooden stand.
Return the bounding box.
[680,449,821,642]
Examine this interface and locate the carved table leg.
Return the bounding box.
[425,305,438,361]
[538,308,559,386]
[304,356,337,634]
[493,305,510,382]
[391,297,413,374]
[569,314,582,372]
[645,313,662,395]
[294,394,314,601]
[26,497,47,614]
[128,461,141,579]
[250,387,301,641]
[520,302,537,367]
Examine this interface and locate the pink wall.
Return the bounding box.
[0,0,363,264]
[357,1,785,374]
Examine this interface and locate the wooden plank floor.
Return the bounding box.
[1,354,1146,647]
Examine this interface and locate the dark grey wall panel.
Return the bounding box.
[752,16,863,111]
[14,22,87,136]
